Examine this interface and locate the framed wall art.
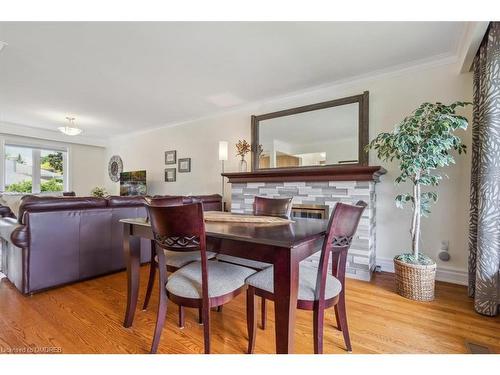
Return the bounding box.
[165,168,176,182]
[178,158,191,173]
[165,150,177,165]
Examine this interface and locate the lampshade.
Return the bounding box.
[218,141,228,161]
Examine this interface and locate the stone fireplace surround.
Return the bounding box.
[222,166,385,281]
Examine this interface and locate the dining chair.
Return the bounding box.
[142,196,217,327]
[245,200,366,354]
[216,195,293,328]
[147,202,256,354]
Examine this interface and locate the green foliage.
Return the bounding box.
[6,179,32,193]
[41,179,63,192]
[41,152,63,173]
[6,179,63,193]
[368,101,470,213]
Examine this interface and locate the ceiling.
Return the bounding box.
[0,22,466,138]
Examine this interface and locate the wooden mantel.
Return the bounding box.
[221,165,386,183]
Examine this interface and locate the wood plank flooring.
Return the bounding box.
[0,268,498,354]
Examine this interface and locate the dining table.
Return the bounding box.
[120,214,328,354]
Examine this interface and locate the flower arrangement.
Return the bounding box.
[236,140,251,158]
[90,186,107,198]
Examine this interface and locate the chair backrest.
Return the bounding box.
[253,196,293,219]
[146,202,210,306]
[315,200,366,303]
[146,202,206,253]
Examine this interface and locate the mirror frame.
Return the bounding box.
[251,91,369,171]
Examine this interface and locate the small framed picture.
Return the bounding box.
[165,150,177,165]
[178,158,191,173]
[165,168,176,182]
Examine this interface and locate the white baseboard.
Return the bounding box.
[376,257,468,286]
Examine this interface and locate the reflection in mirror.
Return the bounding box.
[258,102,359,169]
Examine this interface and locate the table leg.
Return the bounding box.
[273,249,299,354]
[123,223,141,328]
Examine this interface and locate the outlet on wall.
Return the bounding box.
[438,240,450,261]
[440,240,449,251]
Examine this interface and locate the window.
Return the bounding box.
[3,143,68,194]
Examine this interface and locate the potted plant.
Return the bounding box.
[368,101,470,301]
[90,186,107,198]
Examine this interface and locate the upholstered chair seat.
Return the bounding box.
[246,260,342,301]
[155,250,217,269]
[167,260,256,299]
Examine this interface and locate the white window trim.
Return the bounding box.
[1,137,70,194]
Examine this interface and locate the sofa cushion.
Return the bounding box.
[18,196,107,223]
[106,195,147,207]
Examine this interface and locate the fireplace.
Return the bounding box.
[291,204,329,219]
[222,165,386,281]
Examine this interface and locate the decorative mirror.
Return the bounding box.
[108,155,123,182]
[251,91,369,171]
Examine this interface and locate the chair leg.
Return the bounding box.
[142,261,157,310]
[198,306,203,324]
[313,305,325,354]
[260,297,267,330]
[335,293,352,352]
[246,287,257,354]
[150,285,167,353]
[334,306,342,331]
[202,303,211,354]
[178,305,185,328]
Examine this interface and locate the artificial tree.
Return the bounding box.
[368,101,470,264]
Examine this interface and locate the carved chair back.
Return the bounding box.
[314,201,366,302]
[253,196,293,219]
[146,202,206,254]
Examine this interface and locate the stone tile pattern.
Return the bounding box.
[230,181,376,281]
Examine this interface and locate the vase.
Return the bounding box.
[239,157,248,172]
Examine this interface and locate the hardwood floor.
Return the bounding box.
[0,268,498,354]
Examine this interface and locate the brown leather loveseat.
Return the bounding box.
[0,194,221,294]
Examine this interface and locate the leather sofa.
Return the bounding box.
[0,194,221,294]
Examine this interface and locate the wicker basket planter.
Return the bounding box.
[394,258,436,301]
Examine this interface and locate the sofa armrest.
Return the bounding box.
[11,224,29,248]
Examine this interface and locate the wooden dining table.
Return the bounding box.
[120,215,328,354]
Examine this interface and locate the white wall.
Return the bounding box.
[105,59,473,275]
[0,133,106,196]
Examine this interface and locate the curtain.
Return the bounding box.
[468,22,500,317]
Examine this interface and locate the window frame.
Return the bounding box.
[1,139,70,194]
